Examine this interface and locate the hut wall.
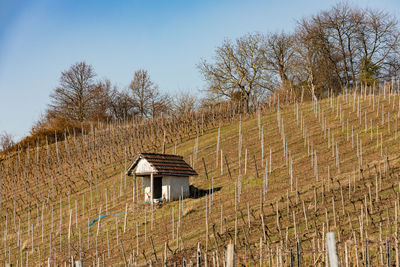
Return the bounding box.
[162,176,189,201]
[144,177,151,202]
[143,175,190,202]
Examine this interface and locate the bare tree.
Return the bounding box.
[90,79,114,121]
[295,17,343,98]
[296,3,400,90]
[150,90,171,118]
[297,5,354,90]
[264,32,296,90]
[129,70,160,118]
[357,7,400,83]
[321,3,361,86]
[109,89,138,121]
[173,92,197,114]
[0,131,14,152]
[198,33,273,112]
[49,62,97,122]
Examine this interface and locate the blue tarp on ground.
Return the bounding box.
[89,212,125,226]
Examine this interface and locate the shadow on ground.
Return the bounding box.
[189,185,222,199]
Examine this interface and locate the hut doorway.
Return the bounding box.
[153,177,162,200]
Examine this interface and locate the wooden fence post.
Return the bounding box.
[224,156,232,180]
[326,232,339,267]
[365,236,369,267]
[202,157,209,180]
[253,155,259,179]
[150,173,154,203]
[164,242,167,267]
[226,243,235,267]
[197,242,202,267]
[387,238,391,267]
[296,241,301,267]
[290,248,294,267]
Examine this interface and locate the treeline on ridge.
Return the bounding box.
[2,2,399,154]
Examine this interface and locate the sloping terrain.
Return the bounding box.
[1,90,400,266]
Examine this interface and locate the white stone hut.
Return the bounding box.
[126,153,198,202]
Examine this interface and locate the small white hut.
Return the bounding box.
[126,153,198,202]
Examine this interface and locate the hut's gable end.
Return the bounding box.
[136,159,155,174]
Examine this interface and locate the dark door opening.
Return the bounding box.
[153,177,162,200]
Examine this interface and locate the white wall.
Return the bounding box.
[143,175,190,202]
[144,177,151,202]
[162,176,189,201]
[136,159,155,174]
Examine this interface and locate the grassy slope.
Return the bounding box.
[3,93,400,266]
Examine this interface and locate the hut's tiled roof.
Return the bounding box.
[126,153,198,177]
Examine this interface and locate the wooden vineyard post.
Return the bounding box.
[259,237,263,266]
[224,156,232,180]
[395,236,399,267]
[136,222,139,256]
[226,243,235,267]
[290,248,294,267]
[326,232,339,267]
[387,238,391,267]
[202,157,209,180]
[269,149,272,173]
[162,130,166,153]
[253,155,259,179]
[296,241,301,267]
[96,205,102,236]
[197,242,202,267]
[133,174,136,204]
[164,242,167,267]
[260,214,266,242]
[150,173,154,203]
[245,149,247,175]
[216,127,220,169]
[124,203,128,233]
[221,150,223,175]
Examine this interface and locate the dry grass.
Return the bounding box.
[1,91,400,265]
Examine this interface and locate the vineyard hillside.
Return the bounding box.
[2,89,400,266]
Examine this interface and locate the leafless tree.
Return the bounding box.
[357,7,400,83]
[295,17,342,98]
[296,3,400,90]
[109,89,138,121]
[49,62,97,121]
[321,3,361,86]
[150,90,171,118]
[296,4,355,91]
[264,32,296,90]
[90,79,114,121]
[129,70,160,118]
[0,131,14,152]
[173,92,197,114]
[198,33,274,112]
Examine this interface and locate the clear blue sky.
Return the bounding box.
[0,0,399,140]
